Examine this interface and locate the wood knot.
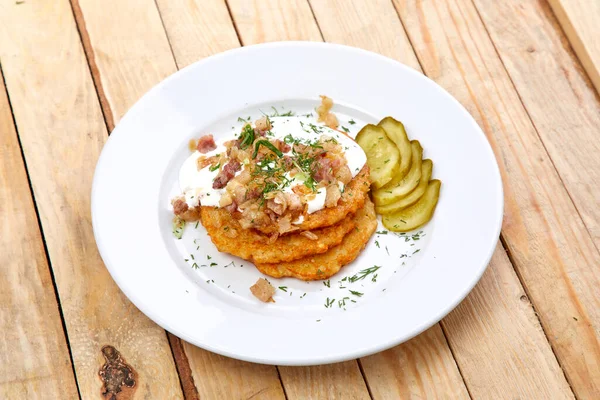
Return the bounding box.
[99,345,137,400]
[519,295,528,302]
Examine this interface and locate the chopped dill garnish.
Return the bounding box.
[239,124,255,149]
[253,140,283,158]
[349,266,381,283]
[325,297,335,308]
[278,286,288,292]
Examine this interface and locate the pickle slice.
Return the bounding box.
[382,179,441,232]
[373,141,422,205]
[376,159,432,214]
[355,124,400,189]
[378,117,412,179]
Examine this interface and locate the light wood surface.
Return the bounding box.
[360,326,470,399]
[1,0,598,397]
[0,65,79,400]
[548,0,600,95]
[0,0,183,398]
[278,362,371,399]
[311,0,574,397]
[469,0,600,396]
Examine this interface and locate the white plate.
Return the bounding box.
[92,42,503,365]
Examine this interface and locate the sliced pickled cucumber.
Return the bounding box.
[355,124,400,189]
[382,180,441,232]
[376,159,433,214]
[378,117,412,179]
[373,141,422,205]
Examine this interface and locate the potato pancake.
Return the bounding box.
[254,198,377,280]
[201,206,357,263]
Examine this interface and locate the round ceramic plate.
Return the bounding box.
[92,42,503,365]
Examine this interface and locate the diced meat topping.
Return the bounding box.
[250,278,275,302]
[212,159,241,189]
[325,184,342,208]
[172,198,188,215]
[196,134,216,153]
[254,116,272,133]
[314,156,343,183]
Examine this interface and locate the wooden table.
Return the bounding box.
[1,0,599,398]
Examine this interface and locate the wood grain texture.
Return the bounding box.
[226,0,322,43]
[443,245,573,398]
[394,0,600,396]
[155,0,240,68]
[308,0,420,70]
[71,0,287,397]
[0,63,79,400]
[360,326,469,399]
[0,0,183,398]
[278,362,371,400]
[468,0,600,396]
[311,0,576,397]
[472,0,600,251]
[547,0,600,95]
[183,345,285,399]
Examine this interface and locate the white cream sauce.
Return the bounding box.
[178,117,367,214]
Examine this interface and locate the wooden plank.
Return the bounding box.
[392,0,600,397]
[311,0,577,397]
[226,0,322,43]
[71,0,286,397]
[0,63,79,400]
[155,0,240,68]
[472,0,600,251]
[360,326,469,399]
[0,0,183,398]
[183,345,285,399]
[547,0,600,95]
[278,362,371,400]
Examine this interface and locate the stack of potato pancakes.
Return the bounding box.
[200,165,376,281]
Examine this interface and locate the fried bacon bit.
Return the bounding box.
[172,198,189,215]
[196,134,217,153]
[336,165,352,185]
[212,159,241,189]
[277,214,299,234]
[314,157,343,183]
[255,116,272,133]
[224,201,237,214]
[317,95,339,129]
[325,184,342,208]
[197,155,218,170]
[300,231,318,240]
[250,278,275,303]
